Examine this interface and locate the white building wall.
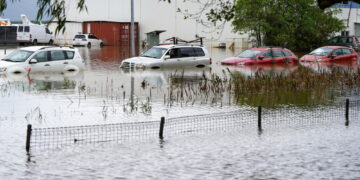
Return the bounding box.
[48,22,82,45]
[62,0,248,48]
[332,7,360,35]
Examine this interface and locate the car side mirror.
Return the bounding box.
[164,55,170,60]
[29,59,38,64]
[258,55,264,60]
[329,54,336,59]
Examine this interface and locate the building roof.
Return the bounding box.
[332,1,360,9]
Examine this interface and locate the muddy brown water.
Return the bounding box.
[0,46,360,179]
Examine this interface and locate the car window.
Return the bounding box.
[74,35,86,39]
[347,37,353,43]
[237,49,261,58]
[332,49,344,56]
[329,37,338,43]
[33,51,49,62]
[50,51,66,61]
[283,50,293,57]
[168,48,181,58]
[65,51,75,59]
[24,26,30,32]
[18,26,23,32]
[194,48,205,56]
[342,48,352,55]
[2,50,33,62]
[45,28,51,34]
[263,50,284,58]
[180,48,195,57]
[141,47,167,59]
[339,37,348,43]
[309,47,333,56]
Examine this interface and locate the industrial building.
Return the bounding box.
[48,0,249,48]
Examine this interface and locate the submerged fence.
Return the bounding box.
[26,99,360,152]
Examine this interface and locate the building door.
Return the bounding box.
[355,23,360,36]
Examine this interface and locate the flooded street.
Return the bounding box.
[1,46,360,179]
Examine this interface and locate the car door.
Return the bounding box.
[340,48,355,61]
[260,50,285,64]
[331,48,345,61]
[29,50,51,72]
[164,48,182,67]
[49,50,68,71]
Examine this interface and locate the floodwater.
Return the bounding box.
[0,46,360,179]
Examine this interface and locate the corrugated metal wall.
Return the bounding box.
[83,21,139,47]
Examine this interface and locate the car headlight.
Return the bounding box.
[136,64,146,69]
[0,67,7,72]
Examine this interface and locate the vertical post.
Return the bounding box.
[130,0,135,57]
[345,99,349,126]
[200,37,203,46]
[26,124,32,152]
[159,117,165,139]
[258,106,262,131]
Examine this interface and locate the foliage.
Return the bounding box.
[0,0,87,34]
[231,0,345,51]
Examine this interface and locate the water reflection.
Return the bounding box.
[225,63,299,76]
[300,60,358,72]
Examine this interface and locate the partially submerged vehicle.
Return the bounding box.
[120,45,211,69]
[0,46,85,74]
[300,46,358,62]
[221,47,298,66]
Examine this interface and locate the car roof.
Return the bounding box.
[250,47,288,51]
[154,44,204,49]
[20,46,75,51]
[320,46,350,49]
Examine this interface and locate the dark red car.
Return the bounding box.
[221,47,298,65]
[300,46,358,62]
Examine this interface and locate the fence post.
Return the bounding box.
[345,99,349,126]
[258,106,262,131]
[159,117,165,139]
[26,124,32,152]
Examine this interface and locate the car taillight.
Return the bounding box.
[30,34,32,39]
[82,38,87,41]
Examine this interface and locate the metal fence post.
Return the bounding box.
[26,124,32,152]
[258,106,262,131]
[159,117,165,139]
[345,99,349,126]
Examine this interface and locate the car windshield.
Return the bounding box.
[2,50,34,62]
[309,48,333,56]
[140,47,167,59]
[237,49,261,58]
[74,35,86,39]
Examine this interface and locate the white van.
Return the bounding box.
[17,24,54,45]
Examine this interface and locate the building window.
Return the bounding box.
[341,31,350,36]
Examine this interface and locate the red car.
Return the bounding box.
[300,46,358,62]
[221,47,298,65]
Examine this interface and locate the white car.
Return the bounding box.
[120,45,211,69]
[0,46,85,74]
[72,34,104,48]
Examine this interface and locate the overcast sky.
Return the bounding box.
[2,0,38,21]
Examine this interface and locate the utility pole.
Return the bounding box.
[130,0,135,110]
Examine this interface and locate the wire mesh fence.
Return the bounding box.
[26,99,360,151]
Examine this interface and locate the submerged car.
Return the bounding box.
[120,45,211,69]
[221,47,298,66]
[327,36,360,51]
[300,46,358,62]
[73,34,104,48]
[0,46,85,74]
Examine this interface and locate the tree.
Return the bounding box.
[231,0,345,51]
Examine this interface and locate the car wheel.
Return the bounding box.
[100,42,104,48]
[49,39,54,45]
[87,43,91,48]
[33,39,38,45]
